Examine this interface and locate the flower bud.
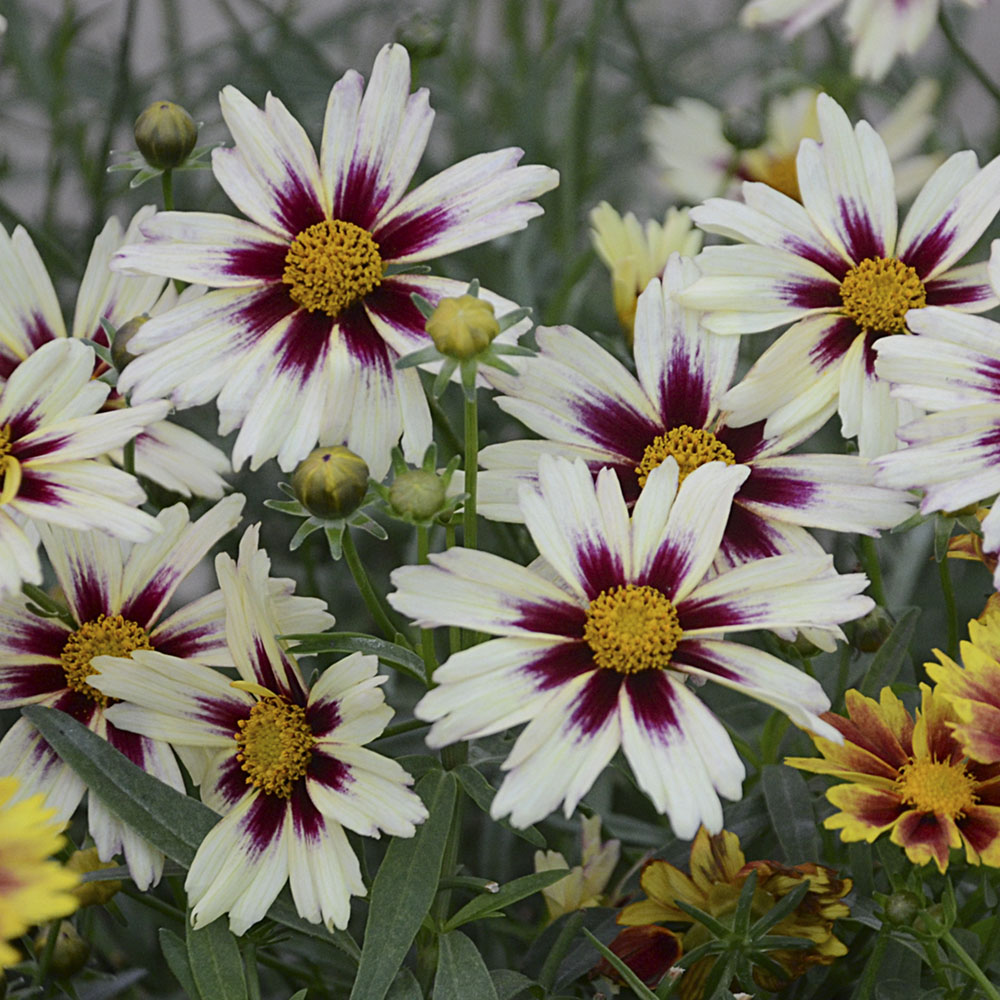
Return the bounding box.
[291,446,369,520]
[33,921,90,978]
[389,469,447,521]
[133,100,198,170]
[426,295,499,360]
[110,315,149,372]
[396,11,447,60]
[66,848,122,907]
[851,605,895,653]
[882,890,922,926]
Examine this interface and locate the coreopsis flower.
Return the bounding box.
[534,813,620,922]
[787,685,1000,872]
[0,495,244,888]
[645,82,940,204]
[873,307,1000,586]
[391,455,871,834]
[926,594,1000,764]
[681,94,1000,458]
[0,777,79,968]
[112,43,558,478]
[477,262,912,568]
[946,507,997,576]
[588,203,702,340]
[0,212,230,499]
[740,0,984,81]
[617,826,851,997]
[592,925,683,988]
[0,339,166,599]
[90,526,427,934]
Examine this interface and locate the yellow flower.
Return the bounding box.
[0,777,79,968]
[946,507,996,577]
[589,202,702,342]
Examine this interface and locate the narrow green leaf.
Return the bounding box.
[385,969,422,1000]
[761,764,820,861]
[433,931,500,1000]
[288,992,309,1000]
[859,607,919,697]
[160,929,198,999]
[582,928,658,1000]
[281,634,426,683]
[490,969,537,1000]
[187,916,248,1000]
[349,769,457,1000]
[453,764,545,847]
[76,970,148,999]
[444,870,569,932]
[933,514,955,562]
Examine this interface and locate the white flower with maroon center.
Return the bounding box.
[90,526,427,934]
[0,338,167,600]
[111,43,558,478]
[0,495,246,888]
[390,456,872,835]
[477,259,912,567]
[680,93,1000,458]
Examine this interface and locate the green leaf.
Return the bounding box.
[452,764,545,847]
[289,992,309,1000]
[349,769,458,1000]
[490,969,537,1000]
[433,931,500,1000]
[281,634,426,684]
[444,870,569,932]
[186,916,248,1000]
[933,514,956,562]
[859,607,919,697]
[384,969,422,1000]
[160,929,198,999]
[582,928,659,1000]
[761,764,820,861]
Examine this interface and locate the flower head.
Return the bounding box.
[90,526,427,934]
[787,685,1000,872]
[392,454,871,834]
[112,43,558,477]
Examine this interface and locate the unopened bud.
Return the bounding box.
[722,106,766,150]
[427,295,499,360]
[883,890,922,926]
[852,605,895,654]
[134,100,198,170]
[396,12,447,60]
[33,921,89,978]
[111,315,148,372]
[291,446,369,520]
[66,848,122,907]
[389,469,447,520]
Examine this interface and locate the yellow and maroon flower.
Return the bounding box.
[787,685,1000,872]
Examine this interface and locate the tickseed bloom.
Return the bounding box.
[787,685,1000,872]
[645,82,939,205]
[873,307,1000,588]
[588,203,702,341]
[0,495,244,888]
[0,212,230,499]
[0,339,166,600]
[90,526,427,934]
[681,94,1000,458]
[0,776,79,969]
[112,43,558,478]
[926,595,1000,765]
[391,455,872,834]
[478,262,912,569]
[740,0,985,81]
[617,826,851,997]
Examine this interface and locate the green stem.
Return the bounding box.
[463,390,478,551]
[852,926,890,1000]
[341,530,405,644]
[122,437,136,477]
[121,884,186,921]
[445,522,461,654]
[938,553,959,660]
[943,930,1000,1000]
[938,9,1000,109]
[417,524,438,680]
[538,911,586,992]
[374,718,430,742]
[428,394,463,458]
[243,940,262,1000]
[33,920,61,986]
[160,168,175,210]
[612,0,660,101]
[858,536,887,607]
[21,583,77,630]
[920,939,953,992]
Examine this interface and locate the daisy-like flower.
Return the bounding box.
[112,43,558,478]
[740,0,985,81]
[0,494,244,888]
[89,526,427,934]
[616,826,851,997]
[0,776,80,968]
[0,213,230,499]
[926,595,1000,764]
[0,338,166,599]
[477,262,912,569]
[391,455,872,834]
[645,82,940,205]
[588,203,702,341]
[787,684,1000,872]
[872,306,1000,586]
[680,94,1000,458]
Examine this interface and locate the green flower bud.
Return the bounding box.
[851,605,895,653]
[427,295,499,360]
[291,446,369,520]
[722,106,766,151]
[396,11,447,60]
[389,469,447,520]
[883,890,922,926]
[33,921,90,978]
[110,315,148,372]
[66,848,122,907]
[134,100,198,170]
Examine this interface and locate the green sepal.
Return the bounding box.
[186,916,249,1000]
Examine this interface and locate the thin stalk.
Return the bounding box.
[243,941,262,1000]
[938,554,959,660]
[857,535,887,607]
[612,0,659,101]
[938,9,1000,109]
[121,884,185,921]
[123,437,136,477]
[538,911,585,992]
[374,718,430,742]
[161,168,174,211]
[417,524,438,679]
[463,390,478,551]
[852,926,890,1000]
[446,521,461,654]
[22,584,77,630]
[920,939,954,992]
[33,920,61,986]
[341,530,404,643]
[428,393,463,458]
[943,930,1000,1000]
